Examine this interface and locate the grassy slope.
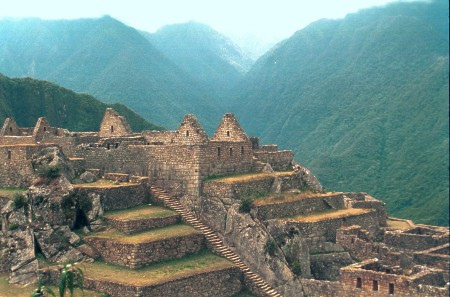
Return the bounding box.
[0,74,162,132]
[230,0,449,225]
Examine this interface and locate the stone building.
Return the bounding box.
[0,108,448,297]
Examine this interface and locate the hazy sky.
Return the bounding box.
[0,0,423,46]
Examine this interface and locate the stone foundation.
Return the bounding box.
[104,214,181,234]
[84,266,243,297]
[86,233,205,269]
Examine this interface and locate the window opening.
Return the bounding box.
[115,143,119,149]
[110,126,114,133]
[356,277,362,289]
[217,147,221,157]
[7,150,11,160]
[373,280,378,291]
[186,130,189,137]
[229,147,233,156]
[389,283,394,294]
[107,143,110,150]
[226,130,230,137]
[241,146,244,155]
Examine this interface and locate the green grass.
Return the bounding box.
[252,191,341,206]
[87,224,201,244]
[105,205,176,221]
[209,171,295,184]
[284,208,371,223]
[0,273,102,297]
[0,187,27,199]
[83,251,235,286]
[73,179,137,188]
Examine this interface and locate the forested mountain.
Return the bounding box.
[144,22,253,101]
[0,0,447,225]
[0,74,162,132]
[230,0,449,225]
[0,16,219,130]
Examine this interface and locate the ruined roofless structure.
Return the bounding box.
[0,108,448,297]
[0,108,292,193]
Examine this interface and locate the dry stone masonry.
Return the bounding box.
[0,108,448,296]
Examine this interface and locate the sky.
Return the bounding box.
[0,0,424,57]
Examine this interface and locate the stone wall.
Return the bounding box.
[301,279,343,297]
[86,233,205,269]
[253,150,293,171]
[84,266,243,297]
[384,229,448,251]
[0,144,55,187]
[0,136,35,145]
[203,172,302,201]
[104,214,180,234]
[74,183,148,211]
[414,244,450,270]
[340,261,449,297]
[99,108,132,138]
[268,209,380,247]
[255,194,345,221]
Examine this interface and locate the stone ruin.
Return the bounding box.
[0,108,448,297]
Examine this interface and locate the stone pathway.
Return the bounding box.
[150,185,283,297]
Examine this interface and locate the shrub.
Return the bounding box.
[239,199,252,213]
[264,239,277,256]
[292,260,302,276]
[9,222,20,230]
[13,193,27,210]
[37,165,61,179]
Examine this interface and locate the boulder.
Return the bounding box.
[31,146,75,181]
[262,163,274,173]
[80,171,97,183]
[29,176,75,227]
[7,228,38,285]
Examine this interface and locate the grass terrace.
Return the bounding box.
[386,217,414,229]
[83,251,235,287]
[0,187,26,199]
[87,224,201,244]
[284,208,371,223]
[73,179,138,188]
[0,273,101,297]
[105,205,176,221]
[252,191,342,206]
[210,171,296,184]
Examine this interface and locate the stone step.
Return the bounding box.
[83,252,243,297]
[85,224,205,269]
[149,185,283,297]
[104,205,180,234]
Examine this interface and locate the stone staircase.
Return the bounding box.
[150,185,283,297]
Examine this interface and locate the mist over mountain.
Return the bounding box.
[230,0,449,225]
[143,22,253,101]
[0,16,219,130]
[0,73,161,132]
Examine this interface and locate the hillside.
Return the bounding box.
[229,0,449,225]
[144,22,253,101]
[0,16,219,130]
[0,73,162,132]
